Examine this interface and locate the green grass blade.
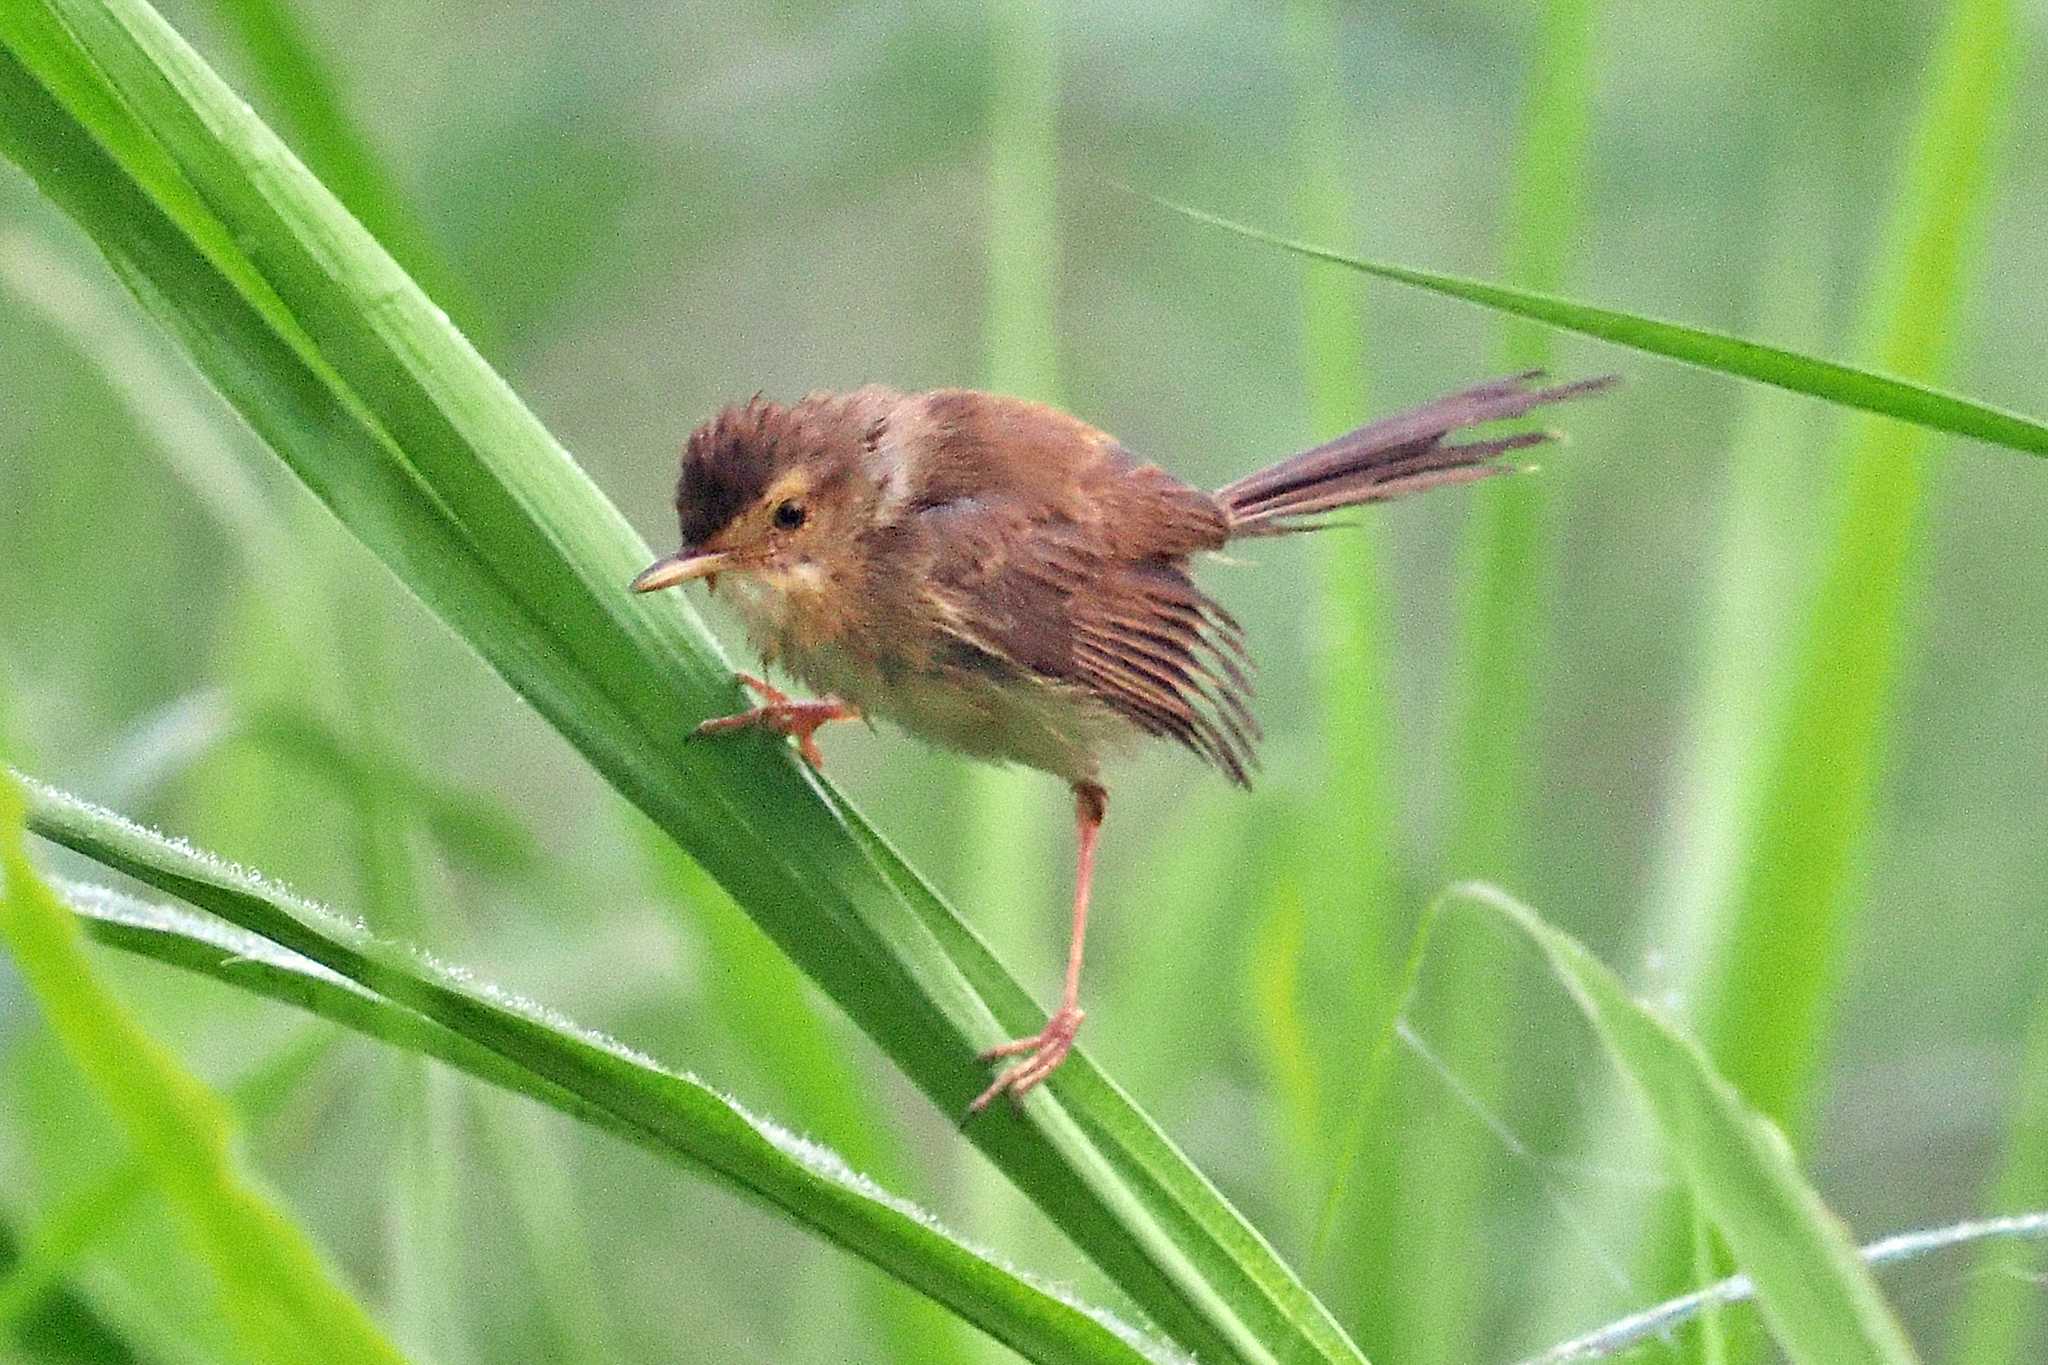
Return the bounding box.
[1693,0,2020,1130]
[0,1026,334,1336]
[1496,0,1597,375]
[983,0,1060,404]
[0,1218,150,1365]
[0,1,1366,1358]
[969,11,1066,1360]
[27,783,1179,1365]
[1144,200,2048,462]
[0,771,409,1365]
[1692,1205,1731,1365]
[1447,0,1597,876]
[1628,12,2028,1331]
[1454,883,1919,1365]
[1283,0,1402,1222]
[1527,1211,2048,1364]
[1247,865,1318,1171]
[467,1092,625,1365]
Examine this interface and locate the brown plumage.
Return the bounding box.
[632,370,1615,1111]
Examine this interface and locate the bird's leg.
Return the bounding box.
[968,781,1106,1114]
[692,672,859,769]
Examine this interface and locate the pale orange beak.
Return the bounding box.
[630,549,729,592]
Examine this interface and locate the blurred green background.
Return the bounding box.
[2,0,2044,1361]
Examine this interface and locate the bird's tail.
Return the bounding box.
[1215,371,1617,537]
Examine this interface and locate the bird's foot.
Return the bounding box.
[692,673,858,769]
[967,1005,1084,1114]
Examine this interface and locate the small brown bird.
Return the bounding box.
[633,371,1612,1112]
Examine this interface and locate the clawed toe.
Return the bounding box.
[967,1006,1083,1114]
[689,676,857,769]
[733,672,784,704]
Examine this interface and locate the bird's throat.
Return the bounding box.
[723,560,847,658]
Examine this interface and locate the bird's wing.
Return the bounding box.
[916,493,1259,785]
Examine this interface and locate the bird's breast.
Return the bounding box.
[729,589,1128,785]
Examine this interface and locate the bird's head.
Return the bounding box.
[631,391,895,603]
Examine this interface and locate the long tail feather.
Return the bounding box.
[1216,371,1616,536]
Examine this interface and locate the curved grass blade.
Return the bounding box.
[1453,883,1917,1365]
[1145,200,2048,462]
[0,2,1366,1358]
[24,780,1180,1365]
[0,771,410,1365]
[1522,1211,2048,1365]
[1309,888,1443,1264]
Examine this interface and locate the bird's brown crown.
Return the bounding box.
[672,390,897,552]
[674,397,792,550]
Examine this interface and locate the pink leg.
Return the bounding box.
[968,782,1106,1114]
[692,672,858,769]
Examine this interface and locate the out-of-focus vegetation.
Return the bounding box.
[0,0,2043,1361]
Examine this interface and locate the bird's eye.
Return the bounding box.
[772,500,807,531]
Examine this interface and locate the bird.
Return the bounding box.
[631,371,1614,1113]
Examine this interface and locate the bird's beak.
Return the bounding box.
[631,549,728,593]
